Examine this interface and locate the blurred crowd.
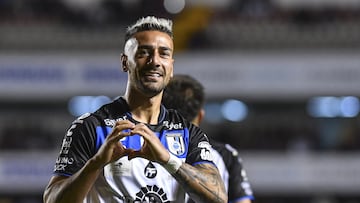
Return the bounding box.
[1,100,359,152]
[0,0,360,50]
[1,0,359,25]
[0,0,169,26]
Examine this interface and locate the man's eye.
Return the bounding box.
[161,52,171,58]
[138,50,150,56]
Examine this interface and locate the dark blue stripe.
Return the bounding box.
[53,172,72,177]
[192,161,216,166]
[229,195,255,203]
[96,126,112,151]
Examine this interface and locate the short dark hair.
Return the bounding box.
[163,74,205,121]
[125,16,173,43]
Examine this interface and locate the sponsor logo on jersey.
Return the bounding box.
[106,158,132,176]
[165,132,185,156]
[104,116,127,127]
[56,156,74,165]
[163,121,183,130]
[144,162,157,179]
[60,136,72,154]
[198,141,214,161]
[54,164,66,171]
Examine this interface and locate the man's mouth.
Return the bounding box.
[143,71,163,81]
[145,72,162,77]
[144,69,163,77]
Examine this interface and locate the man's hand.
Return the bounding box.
[128,123,170,164]
[95,121,170,167]
[92,120,136,167]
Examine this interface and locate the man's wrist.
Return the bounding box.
[88,156,106,171]
[163,153,182,174]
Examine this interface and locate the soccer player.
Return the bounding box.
[163,74,254,203]
[43,16,227,203]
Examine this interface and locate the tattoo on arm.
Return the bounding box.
[172,163,227,203]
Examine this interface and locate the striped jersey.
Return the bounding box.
[210,140,254,202]
[53,97,215,203]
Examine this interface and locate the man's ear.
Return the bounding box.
[198,109,205,124]
[120,53,128,72]
[193,108,205,126]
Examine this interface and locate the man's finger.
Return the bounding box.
[110,122,135,138]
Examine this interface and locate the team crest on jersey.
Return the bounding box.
[135,185,169,202]
[165,132,185,156]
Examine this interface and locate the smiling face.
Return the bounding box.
[123,30,174,97]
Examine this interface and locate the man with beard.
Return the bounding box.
[43,16,227,203]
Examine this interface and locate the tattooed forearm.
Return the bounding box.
[172,163,227,203]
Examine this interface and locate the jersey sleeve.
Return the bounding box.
[53,113,98,176]
[185,124,215,166]
[226,144,254,201]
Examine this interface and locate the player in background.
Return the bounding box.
[163,74,254,203]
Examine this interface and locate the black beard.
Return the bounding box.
[137,80,165,97]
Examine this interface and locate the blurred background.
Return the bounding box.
[1,0,360,202]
